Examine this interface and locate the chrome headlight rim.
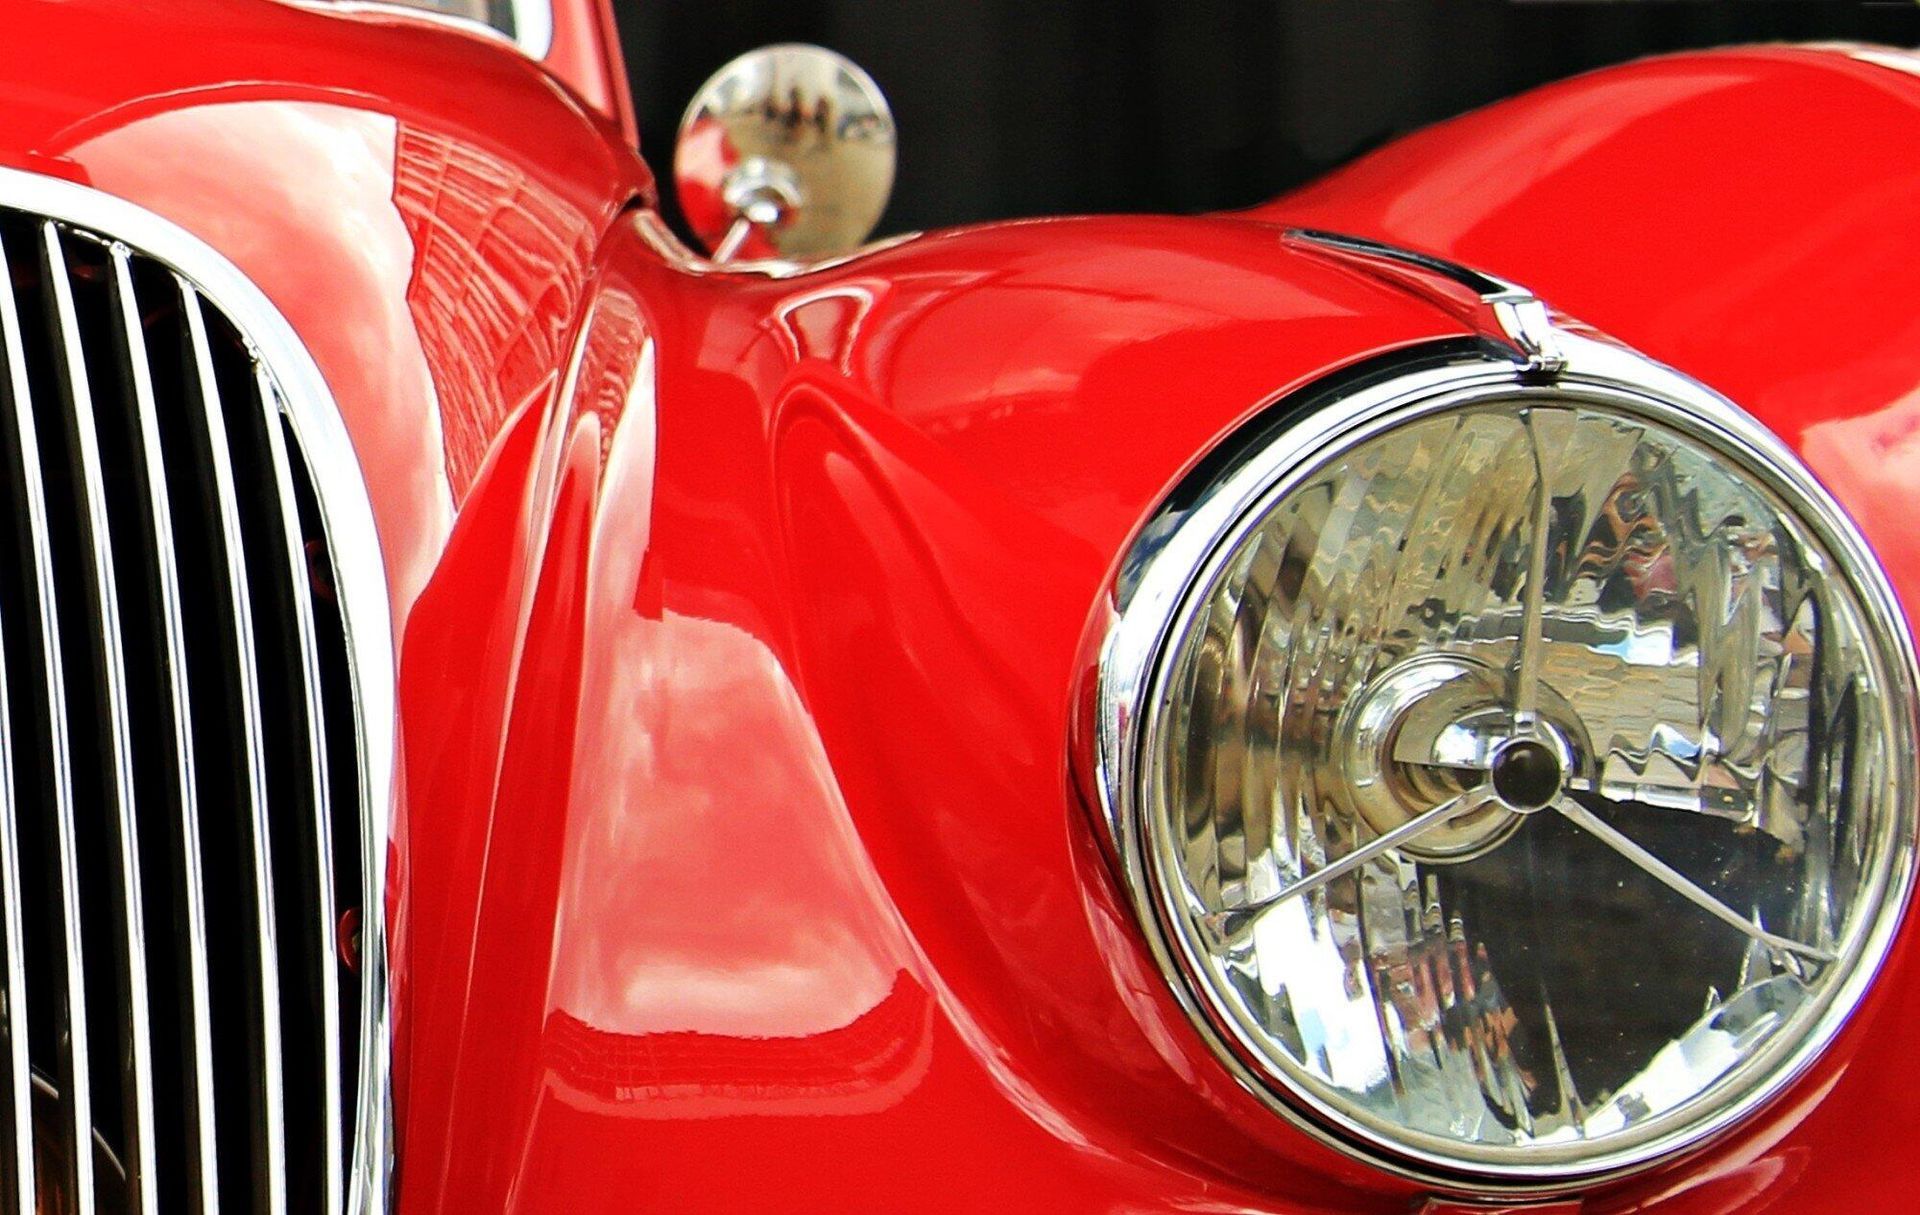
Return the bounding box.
[1092,332,1920,1191]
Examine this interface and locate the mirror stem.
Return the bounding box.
[710,184,790,264]
[712,217,755,264]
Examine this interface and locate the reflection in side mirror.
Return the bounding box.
[674,44,897,263]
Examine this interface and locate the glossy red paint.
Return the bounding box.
[469,215,1477,1214]
[5,6,1917,1211]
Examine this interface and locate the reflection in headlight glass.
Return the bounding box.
[1145,397,1910,1167]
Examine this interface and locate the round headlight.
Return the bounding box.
[1097,339,1918,1183]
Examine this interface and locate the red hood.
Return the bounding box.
[2,0,647,198]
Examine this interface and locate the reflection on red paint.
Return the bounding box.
[394,123,595,497]
[543,972,932,1118]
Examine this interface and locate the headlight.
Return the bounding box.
[1096,335,1918,1185]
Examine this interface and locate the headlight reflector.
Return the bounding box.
[1101,346,1918,1181]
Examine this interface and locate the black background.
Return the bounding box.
[614,1,1920,242]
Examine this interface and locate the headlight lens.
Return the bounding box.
[1106,354,1917,1180]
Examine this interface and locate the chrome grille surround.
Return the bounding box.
[0,166,393,1214]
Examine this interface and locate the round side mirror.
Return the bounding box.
[674,44,897,263]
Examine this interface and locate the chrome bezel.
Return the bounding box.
[0,164,397,1213]
[1093,329,1920,1191]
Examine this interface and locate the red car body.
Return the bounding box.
[6,2,1915,1210]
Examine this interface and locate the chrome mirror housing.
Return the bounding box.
[674,44,897,263]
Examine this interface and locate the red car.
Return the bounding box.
[1,2,1915,1212]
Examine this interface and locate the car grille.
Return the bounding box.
[0,181,388,1215]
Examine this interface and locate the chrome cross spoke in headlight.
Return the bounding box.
[1509,407,1556,734]
[1552,798,1835,966]
[1200,787,1489,944]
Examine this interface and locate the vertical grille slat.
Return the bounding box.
[106,246,220,1215]
[178,284,287,1215]
[0,173,387,1215]
[0,242,35,1215]
[255,365,344,1215]
[0,222,97,1215]
[279,450,371,1215]
[40,223,160,1215]
[0,615,29,1215]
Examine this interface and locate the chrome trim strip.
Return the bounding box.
[1284,228,1565,373]
[258,363,345,1215]
[1285,227,1521,298]
[181,283,288,1215]
[43,223,160,1215]
[511,0,554,58]
[1091,297,1919,1191]
[0,225,95,1215]
[109,245,221,1215]
[279,0,555,58]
